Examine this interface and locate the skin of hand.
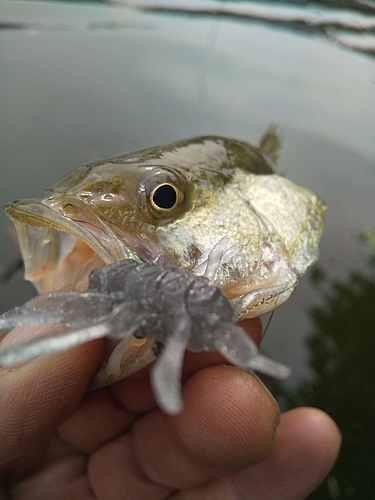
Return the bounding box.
[0,318,341,500]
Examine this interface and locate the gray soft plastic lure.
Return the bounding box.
[0,240,290,415]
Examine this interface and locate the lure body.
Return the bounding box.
[0,248,290,414]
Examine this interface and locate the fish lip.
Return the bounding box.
[4,198,140,293]
[5,199,117,265]
[5,196,177,293]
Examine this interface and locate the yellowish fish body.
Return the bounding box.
[3,126,326,385]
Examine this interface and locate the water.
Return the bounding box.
[1,1,374,497]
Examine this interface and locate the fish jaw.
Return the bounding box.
[4,199,125,293]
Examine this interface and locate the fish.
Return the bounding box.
[1,125,326,409]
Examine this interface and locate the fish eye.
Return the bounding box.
[151,183,178,210]
[141,169,191,224]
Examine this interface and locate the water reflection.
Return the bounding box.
[122,1,375,57]
[265,231,375,499]
[2,1,375,57]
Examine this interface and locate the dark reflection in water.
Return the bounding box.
[2,1,375,57]
[138,0,375,58]
[265,231,375,499]
[267,0,375,14]
[29,0,375,16]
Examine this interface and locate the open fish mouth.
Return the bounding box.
[4,198,160,384]
[4,198,138,294]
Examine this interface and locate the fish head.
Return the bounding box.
[3,126,326,387]
[5,133,275,295]
[4,126,325,318]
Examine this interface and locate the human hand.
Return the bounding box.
[0,319,340,500]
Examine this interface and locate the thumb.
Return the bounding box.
[0,324,102,467]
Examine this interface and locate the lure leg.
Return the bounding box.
[151,314,191,415]
[214,323,291,380]
[0,291,114,330]
[245,352,291,379]
[0,291,81,329]
[0,298,149,367]
[105,302,147,339]
[0,320,112,366]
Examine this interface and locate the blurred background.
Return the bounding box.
[0,1,374,497]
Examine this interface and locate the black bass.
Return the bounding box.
[2,126,326,390]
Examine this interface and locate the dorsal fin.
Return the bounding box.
[258,124,281,164]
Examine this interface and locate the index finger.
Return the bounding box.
[88,363,281,498]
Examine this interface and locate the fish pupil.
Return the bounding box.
[152,184,177,209]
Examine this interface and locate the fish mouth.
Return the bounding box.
[5,198,159,386]
[4,198,141,293]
